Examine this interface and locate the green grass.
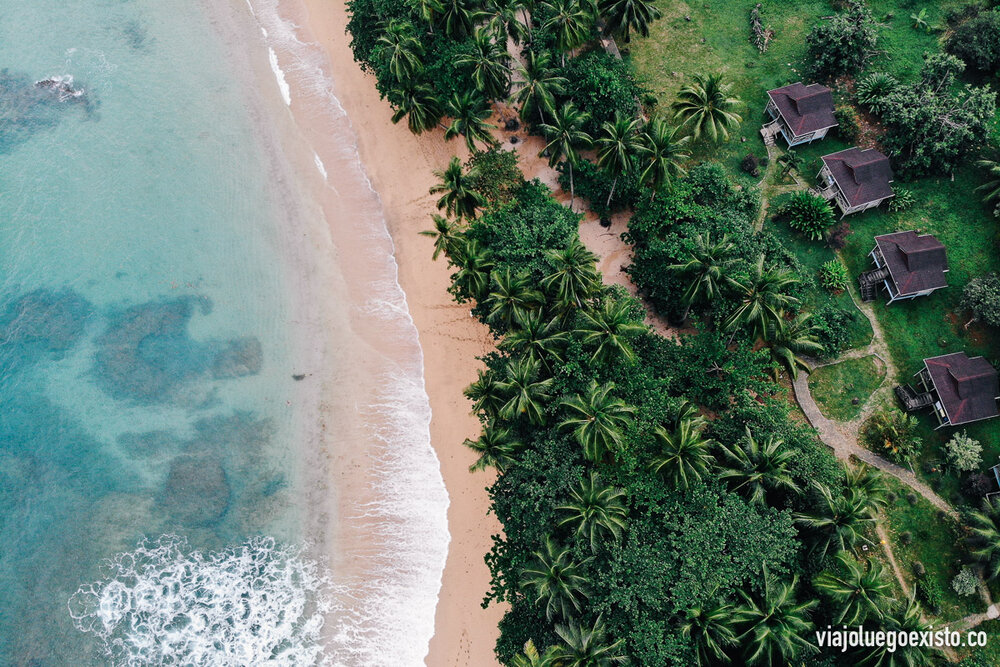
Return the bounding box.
[881,476,983,622]
[809,355,886,421]
[960,619,1000,663]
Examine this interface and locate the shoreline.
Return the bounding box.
[293,1,506,664]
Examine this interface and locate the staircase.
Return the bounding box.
[760,121,781,146]
[895,383,935,412]
[858,266,889,302]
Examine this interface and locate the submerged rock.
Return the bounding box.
[0,69,95,153]
[211,337,262,379]
[160,454,230,525]
[0,288,92,354]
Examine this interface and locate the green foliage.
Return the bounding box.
[467,148,525,206]
[946,8,1000,74]
[558,51,644,136]
[776,191,836,242]
[805,1,879,80]
[915,570,943,614]
[557,158,640,217]
[818,259,849,293]
[951,566,979,597]
[861,409,922,465]
[855,71,898,115]
[887,187,915,212]
[944,431,983,472]
[962,272,1000,328]
[670,73,743,143]
[834,105,860,142]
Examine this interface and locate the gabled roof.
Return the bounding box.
[822,148,894,208]
[875,231,948,295]
[924,352,1000,426]
[767,82,838,136]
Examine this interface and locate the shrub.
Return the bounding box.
[964,472,995,499]
[818,260,850,293]
[559,51,646,136]
[900,531,913,545]
[826,221,852,250]
[863,410,922,464]
[913,561,926,577]
[467,148,524,205]
[944,431,983,472]
[887,188,915,212]
[813,305,857,358]
[887,491,897,503]
[962,273,1000,328]
[945,9,1000,74]
[916,574,943,614]
[907,492,918,504]
[834,106,860,142]
[952,566,980,597]
[557,157,641,217]
[806,1,879,80]
[741,153,761,177]
[777,191,836,241]
[855,72,898,115]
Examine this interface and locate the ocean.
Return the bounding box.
[0,1,448,665]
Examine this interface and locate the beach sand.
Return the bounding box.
[299,2,506,664]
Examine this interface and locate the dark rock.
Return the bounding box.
[0,288,91,353]
[161,454,230,525]
[510,135,519,145]
[211,337,262,379]
[852,397,860,405]
[504,118,520,132]
[292,374,306,381]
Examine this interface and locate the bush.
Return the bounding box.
[825,221,852,250]
[741,153,761,177]
[900,531,913,545]
[952,566,980,597]
[887,188,915,212]
[818,260,850,293]
[916,573,943,614]
[559,51,645,136]
[855,72,898,115]
[813,305,857,358]
[467,148,524,205]
[944,431,983,472]
[962,273,1000,328]
[557,157,641,217]
[913,561,926,577]
[945,9,1000,74]
[806,1,879,80]
[863,410,922,464]
[834,106,860,142]
[964,472,995,499]
[777,191,836,241]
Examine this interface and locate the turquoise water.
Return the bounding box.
[0,1,323,663]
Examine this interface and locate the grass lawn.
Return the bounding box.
[958,619,1000,663]
[881,476,983,622]
[809,355,886,421]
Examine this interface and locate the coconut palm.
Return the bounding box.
[520,538,591,621]
[498,356,554,425]
[464,425,522,472]
[648,417,717,490]
[541,238,601,312]
[439,0,481,38]
[855,595,938,667]
[762,311,823,380]
[671,73,743,143]
[512,640,561,667]
[595,112,642,209]
[795,482,877,559]
[575,299,647,365]
[553,615,628,666]
[557,472,629,552]
[464,368,504,418]
[486,268,543,329]
[967,497,1000,580]
[723,254,800,337]
[456,27,512,100]
[540,0,595,62]
[451,238,494,301]
[681,600,740,666]
[430,156,486,219]
[443,91,499,153]
[390,82,443,134]
[717,428,801,505]
[559,381,635,462]
[598,0,662,42]
[484,0,529,45]
[776,149,802,179]
[668,233,737,324]
[976,158,1000,217]
[420,214,464,260]
[512,50,568,125]
[499,310,570,370]
[814,551,894,625]
[844,462,889,512]
[411,0,445,32]
[538,102,593,208]
[377,20,425,82]
[734,571,817,665]
[636,116,689,196]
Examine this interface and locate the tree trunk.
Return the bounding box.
[605,175,618,209]
[569,162,576,210]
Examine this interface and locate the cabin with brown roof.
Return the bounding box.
[762,83,838,147]
[858,231,948,303]
[815,148,894,216]
[896,353,1000,428]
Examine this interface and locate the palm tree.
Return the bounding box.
[735,571,817,665]
[636,116,689,196]
[420,214,464,260]
[443,91,499,153]
[390,82,443,134]
[557,472,628,552]
[967,497,1000,580]
[795,482,877,559]
[498,357,554,425]
[541,0,595,63]
[762,311,823,380]
[814,551,894,625]
[451,238,494,301]
[439,0,481,38]
[717,428,800,505]
[520,538,591,621]
[595,112,641,209]
[541,238,600,312]
[464,425,522,472]
[377,20,425,82]
[464,368,504,418]
[681,600,740,666]
[512,50,568,125]
[411,0,445,32]
[430,156,486,219]
[575,298,647,365]
[512,640,561,667]
[976,158,1000,217]
[598,0,662,43]
[553,616,627,666]
[855,593,937,666]
[486,268,543,329]
[456,27,512,100]
[559,381,635,462]
[844,462,889,512]
[668,233,737,324]
[671,73,743,143]
[538,103,593,208]
[776,149,802,179]
[484,0,529,45]
[498,310,570,370]
[648,417,717,490]
[723,254,800,337]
